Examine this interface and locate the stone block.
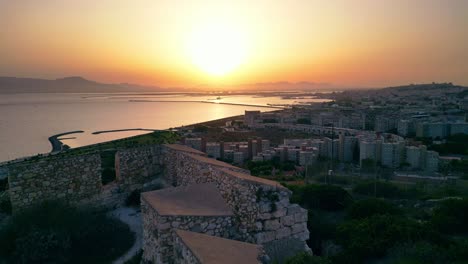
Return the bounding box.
[280,215,295,226]
[276,227,291,239]
[264,219,280,231]
[255,231,276,244]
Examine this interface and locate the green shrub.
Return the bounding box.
[285,252,331,264]
[347,198,401,220]
[126,189,142,207]
[0,192,11,214]
[0,201,135,263]
[289,184,353,211]
[101,168,116,185]
[353,180,403,199]
[431,198,468,235]
[306,210,336,255]
[336,215,442,263]
[0,177,8,191]
[385,239,468,264]
[385,241,449,264]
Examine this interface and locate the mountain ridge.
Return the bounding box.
[0,76,167,93]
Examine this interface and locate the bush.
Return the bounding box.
[0,191,12,214]
[126,189,142,207]
[306,210,336,255]
[336,215,442,263]
[431,198,468,235]
[0,177,8,191]
[347,198,401,220]
[353,180,403,199]
[386,241,449,264]
[285,252,331,264]
[0,201,135,263]
[386,239,468,264]
[101,168,116,185]
[289,184,353,211]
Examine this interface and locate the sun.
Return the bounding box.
[188,22,247,76]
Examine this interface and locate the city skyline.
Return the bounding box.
[1,0,468,88]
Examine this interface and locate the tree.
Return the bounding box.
[347,198,401,220]
[336,215,437,262]
[352,180,403,199]
[285,252,331,264]
[431,198,468,235]
[0,201,135,263]
[289,184,353,211]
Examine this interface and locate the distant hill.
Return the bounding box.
[0,76,168,93]
[192,81,340,91]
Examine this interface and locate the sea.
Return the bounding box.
[0,93,330,162]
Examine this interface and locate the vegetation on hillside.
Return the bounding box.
[284,182,468,264]
[14,131,180,165]
[0,201,135,264]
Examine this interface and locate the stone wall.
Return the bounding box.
[7,142,311,262]
[141,197,234,263]
[8,154,101,211]
[7,144,166,211]
[172,230,267,264]
[173,234,201,264]
[115,145,164,191]
[162,145,309,246]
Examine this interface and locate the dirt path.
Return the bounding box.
[111,207,142,264]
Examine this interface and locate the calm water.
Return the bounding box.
[0,93,329,162]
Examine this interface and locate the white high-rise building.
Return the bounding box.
[425,150,439,173]
[185,138,203,151]
[360,141,376,163]
[381,142,403,168]
[205,142,221,159]
[398,120,415,137]
[299,151,315,166]
[406,146,421,169]
[233,152,244,164]
[340,136,358,162]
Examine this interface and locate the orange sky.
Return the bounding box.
[1,0,467,88]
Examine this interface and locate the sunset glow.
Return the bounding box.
[187,22,248,76]
[1,0,468,88]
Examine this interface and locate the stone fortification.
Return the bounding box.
[5,142,311,264]
[7,144,165,211]
[7,154,101,211]
[141,183,235,263]
[115,144,164,191]
[162,145,309,245]
[173,229,265,264]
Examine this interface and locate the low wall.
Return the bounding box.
[163,145,309,246]
[7,144,166,212]
[116,145,164,191]
[141,197,234,263]
[8,154,102,211]
[173,233,202,264]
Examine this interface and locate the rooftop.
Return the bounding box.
[175,229,262,264]
[141,183,233,216]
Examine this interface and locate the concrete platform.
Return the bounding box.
[141,183,233,216]
[175,229,263,264]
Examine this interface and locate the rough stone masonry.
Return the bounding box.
[5,143,311,263]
